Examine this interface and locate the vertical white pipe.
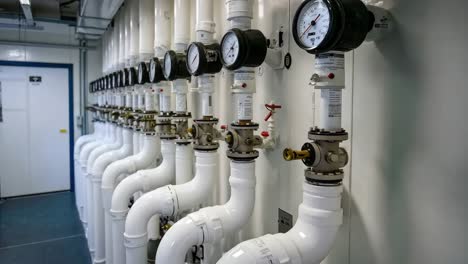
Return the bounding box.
[175,144,193,184]
[124,3,131,67]
[154,0,172,57]
[118,6,126,69]
[129,0,140,66]
[139,0,155,62]
[174,0,190,50]
[319,89,342,131]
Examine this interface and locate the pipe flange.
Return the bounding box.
[308,126,349,141]
[172,112,192,119]
[230,122,259,130]
[304,168,344,184]
[193,118,219,125]
[226,149,259,161]
[193,143,220,151]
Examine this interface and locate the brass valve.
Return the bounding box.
[283,148,311,161]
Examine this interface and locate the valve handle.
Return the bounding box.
[260,131,270,137]
[264,103,282,121]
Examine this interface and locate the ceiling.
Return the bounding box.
[0,0,79,22]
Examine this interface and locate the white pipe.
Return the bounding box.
[118,6,125,69]
[125,150,218,263]
[154,0,171,56]
[133,131,141,154]
[175,143,193,184]
[319,89,342,131]
[90,127,134,264]
[101,135,160,264]
[139,0,154,61]
[156,160,255,264]
[124,3,131,67]
[217,183,343,264]
[174,0,190,50]
[110,140,175,264]
[129,0,140,66]
[86,125,121,175]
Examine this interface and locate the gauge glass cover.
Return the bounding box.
[164,53,172,77]
[187,44,200,74]
[296,0,331,50]
[221,31,240,67]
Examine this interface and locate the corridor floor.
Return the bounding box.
[0,192,91,264]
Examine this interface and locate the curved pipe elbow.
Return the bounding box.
[155,217,204,264]
[218,184,343,264]
[124,187,173,237]
[91,145,133,178]
[74,135,96,159]
[171,151,217,214]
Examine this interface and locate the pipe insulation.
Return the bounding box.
[89,128,134,264]
[217,183,343,264]
[155,160,255,264]
[129,0,140,66]
[125,150,218,264]
[110,140,176,264]
[118,6,126,69]
[101,134,160,264]
[173,0,190,114]
[139,0,154,61]
[124,3,130,66]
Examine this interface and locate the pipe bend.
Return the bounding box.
[155,217,204,264]
[124,187,174,236]
[79,140,103,165]
[111,171,145,214]
[170,150,218,214]
[74,134,96,159]
[218,184,343,264]
[91,144,132,178]
[87,142,121,173]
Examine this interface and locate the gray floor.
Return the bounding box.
[0,192,92,264]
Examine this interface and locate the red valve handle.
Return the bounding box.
[264,103,282,121]
[220,125,227,130]
[261,131,270,137]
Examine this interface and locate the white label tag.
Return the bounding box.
[237,94,253,120]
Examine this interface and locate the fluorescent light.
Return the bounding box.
[19,0,30,5]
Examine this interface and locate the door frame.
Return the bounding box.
[0,60,75,192]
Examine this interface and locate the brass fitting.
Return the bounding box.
[283,148,311,161]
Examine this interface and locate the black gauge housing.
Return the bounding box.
[220,28,268,71]
[292,0,374,54]
[128,67,137,86]
[116,71,124,88]
[111,72,117,89]
[105,75,110,90]
[186,42,223,76]
[163,50,191,81]
[121,68,130,87]
[149,57,165,83]
[137,61,150,84]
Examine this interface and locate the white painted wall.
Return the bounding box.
[0,18,102,139]
[208,0,467,263]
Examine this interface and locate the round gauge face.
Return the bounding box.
[187,44,200,74]
[295,0,331,50]
[150,59,157,80]
[163,53,172,78]
[221,31,240,67]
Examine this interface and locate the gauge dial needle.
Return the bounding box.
[191,54,198,65]
[300,14,321,39]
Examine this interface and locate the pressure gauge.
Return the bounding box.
[105,75,110,90]
[137,62,150,84]
[128,67,137,86]
[163,50,190,81]
[186,42,223,76]
[121,68,130,86]
[116,70,124,88]
[149,57,165,83]
[220,28,267,70]
[293,0,374,54]
[111,72,118,89]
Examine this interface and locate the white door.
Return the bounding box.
[0,65,71,197]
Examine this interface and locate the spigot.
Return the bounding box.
[283,148,311,161]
